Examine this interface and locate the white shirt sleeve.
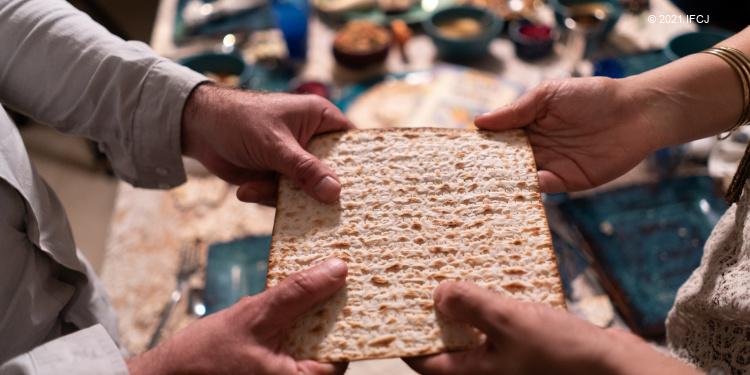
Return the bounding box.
[0,0,208,189]
[0,325,129,375]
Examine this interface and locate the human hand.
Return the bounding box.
[405,282,701,375]
[126,258,349,375]
[181,84,356,205]
[475,77,662,193]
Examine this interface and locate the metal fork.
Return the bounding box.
[148,239,201,349]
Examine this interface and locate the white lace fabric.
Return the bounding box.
[667,180,750,375]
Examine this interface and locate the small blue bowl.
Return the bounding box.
[550,0,621,35]
[179,53,251,88]
[422,7,504,62]
[664,30,735,62]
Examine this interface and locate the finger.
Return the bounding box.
[433,282,514,338]
[197,153,276,188]
[237,179,278,206]
[293,96,356,143]
[537,170,567,194]
[404,346,494,375]
[474,81,556,130]
[297,360,348,375]
[316,100,357,133]
[271,97,352,203]
[274,144,343,203]
[258,258,348,326]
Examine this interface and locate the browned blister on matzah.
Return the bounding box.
[266,128,565,362]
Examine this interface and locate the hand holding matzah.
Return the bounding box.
[126,259,349,375]
[181,84,355,206]
[404,282,702,375]
[475,77,661,194]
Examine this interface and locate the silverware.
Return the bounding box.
[148,240,201,349]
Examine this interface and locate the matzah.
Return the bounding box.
[266,128,565,362]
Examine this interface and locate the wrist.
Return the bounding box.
[125,345,173,375]
[623,51,746,148]
[180,82,217,160]
[618,74,672,151]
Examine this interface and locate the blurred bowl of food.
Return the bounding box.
[664,30,735,62]
[458,0,535,23]
[180,53,249,88]
[508,18,555,60]
[422,6,503,62]
[550,0,621,35]
[333,20,392,69]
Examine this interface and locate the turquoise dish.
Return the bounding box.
[316,0,455,25]
[203,235,271,315]
[664,30,735,62]
[559,175,727,339]
[549,0,622,35]
[173,0,274,40]
[422,6,503,62]
[179,53,253,88]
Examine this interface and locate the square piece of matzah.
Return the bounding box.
[266,128,565,362]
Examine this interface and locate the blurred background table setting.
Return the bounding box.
[95,0,749,372]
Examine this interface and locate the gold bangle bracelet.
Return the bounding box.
[701,47,750,132]
[717,49,750,129]
[722,47,750,126]
[701,47,750,203]
[718,48,750,127]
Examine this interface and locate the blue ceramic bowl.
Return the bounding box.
[550,0,621,35]
[422,7,503,62]
[664,30,735,62]
[179,53,250,88]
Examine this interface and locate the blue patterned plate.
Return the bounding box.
[559,175,727,339]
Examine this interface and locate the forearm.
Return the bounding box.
[0,0,162,133]
[0,0,206,188]
[623,27,750,148]
[0,325,128,375]
[599,335,703,375]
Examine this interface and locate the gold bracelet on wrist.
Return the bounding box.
[700,46,750,203]
[701,47,750,134]
[718,48,750,128]
[724,47,750,127]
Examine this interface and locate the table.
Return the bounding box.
[101,0,698,372]
[101,175,275,352]
[149,0,696,87]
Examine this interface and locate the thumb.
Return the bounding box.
[258,258,348,326]
[474,80,556,131]
[405,283,512,375]
[433,282,513,338]
[275,143,342,204]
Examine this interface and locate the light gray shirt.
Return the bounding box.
[0,0,207,372]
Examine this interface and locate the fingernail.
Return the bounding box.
[321,258,347,279]
[237,186,259,202]
[314,176,340,202]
